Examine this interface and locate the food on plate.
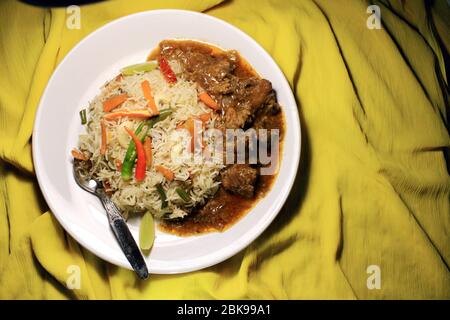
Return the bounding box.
[72,39,284,237]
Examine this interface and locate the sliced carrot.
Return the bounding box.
[141,80,159,115]
[143,137,153,168]
[198,92,219,110]
[184,118,195,152]
[71,149,88,161]
[182,117,205,152]
[155,165,174,181]
[197,112,211,122]
[176,121,185,130]
[103,109,154,120]
[115,159,122,171]
[103,93,128,112]
[100,120,107,155]
[184,118,195,134]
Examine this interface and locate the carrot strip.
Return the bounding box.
[184,118,195,152]
[197,112,211,122]
[103,93,128,112]
[176,121,185,130]
[155,165,174,181]
[198,92,219,110]
[115,159,122,171]
[141,80,159,115]
[100,120,107,155]
[143,137,153,168]
[71,149,88,161]
[183,117,205,152]
[103,109,154,120]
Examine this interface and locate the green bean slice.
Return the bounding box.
[79,109,87,125]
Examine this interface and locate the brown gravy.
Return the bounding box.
[149,40,285,236]
[159,174,279,235]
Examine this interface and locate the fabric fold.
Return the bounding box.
[0,0,448,299]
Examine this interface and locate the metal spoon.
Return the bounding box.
[73,159,149,279]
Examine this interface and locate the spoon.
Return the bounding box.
[73,159,149,279]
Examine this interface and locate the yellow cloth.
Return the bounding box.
[0,0,449,299]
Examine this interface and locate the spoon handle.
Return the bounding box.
[97,190,149,280]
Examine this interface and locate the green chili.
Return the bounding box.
[121,109,173,180]
[176,187,191,202]
[79,109,87,125]
[148,109,172,127]
[156,183,168,209]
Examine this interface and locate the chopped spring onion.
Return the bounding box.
[176,187,191,202]
[79,109,87,125]
[156,183,168,209]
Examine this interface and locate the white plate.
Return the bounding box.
[32,10,301,274]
